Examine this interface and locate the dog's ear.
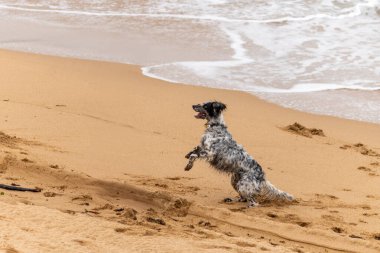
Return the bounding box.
[213,102,227,114]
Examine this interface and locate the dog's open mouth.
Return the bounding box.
[195,112,207,119]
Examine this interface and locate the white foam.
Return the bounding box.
[142,64,380,94]
[248,82,380,93]
[143,23,254,83]
[142,64,181,84]
[221,26,252,63]
[0,0,378,23]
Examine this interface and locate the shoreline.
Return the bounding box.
[2,0,380,125]
[3,46,380,127]
[0,49,380,252]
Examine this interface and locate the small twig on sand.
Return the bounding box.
[84,209,100,215]
[0,183,41,192]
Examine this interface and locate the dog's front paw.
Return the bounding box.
[184,163,193,171]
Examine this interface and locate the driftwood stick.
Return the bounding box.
[0,183,41,192]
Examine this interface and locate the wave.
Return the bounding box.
[2,0,379,96]
[0,0,378,24]
[142,64,380,94]
[249,82,380,93]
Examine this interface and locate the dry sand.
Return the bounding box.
[0,49,379,253]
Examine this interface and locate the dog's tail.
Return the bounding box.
[259,180,294,203]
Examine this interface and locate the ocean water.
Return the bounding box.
[1,0,379,123]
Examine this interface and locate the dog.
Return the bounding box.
[184,101,294,207]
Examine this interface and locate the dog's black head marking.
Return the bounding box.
[192,101,227,120]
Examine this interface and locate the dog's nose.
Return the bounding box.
[192,104,200,109]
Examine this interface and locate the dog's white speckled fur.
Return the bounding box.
[185,101,294,207]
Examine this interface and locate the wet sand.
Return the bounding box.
[0,49,380,252]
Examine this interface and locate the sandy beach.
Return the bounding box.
[0,49,380,252]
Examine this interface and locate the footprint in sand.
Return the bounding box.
[357,166,379,176]
[235,241,256,248]
[365,194,380,200]
[284,122,325,138]
[146,217,166,225]
[21,158,33,163]
[349,234,363,239]
[296,221,311,227]
[143,230,157,236]
[53,185,67,191]
[331,226,345,234]
[154,183,168,189]
[314,193,339,200]
[73,239,89,246]
[84,209,99,215]
[267,212,311,228]
[166,177,181,181]
[321,214,343,222]
[200,245,231,250]
[62,210,76,215]
[93,203,114,211]
[283,214,312,228]
[361,205,371,210]
[122,208,138,220]
[362,212,378,217]
[224,231,235,237]
[357,166,372,172]
[340,143,380,157]
[266,212,278,218]
[292,248,305,253]
[71,194,93,206]
[198,220,216,228]
[72,194,92,202]
[114,227,129,233]
[43,192,58,197]
[165,176,196,181]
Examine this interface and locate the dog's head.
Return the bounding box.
[192,101,227,121]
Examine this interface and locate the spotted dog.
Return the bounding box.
[185,101,294,207]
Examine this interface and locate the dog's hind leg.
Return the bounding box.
[238,187,259,207]
[246,197,259,207]
[234,175,261,208]
[224,172,248,203]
